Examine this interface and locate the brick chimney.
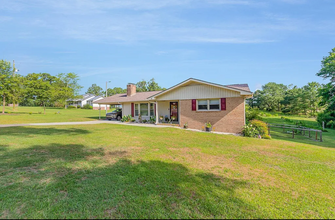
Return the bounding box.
[127,83,136,97]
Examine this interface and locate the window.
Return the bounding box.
[135,104,139,116]
[197,99,220,111]
[209,100,220,110]
[140,103,148,116]
[150,103,155,116]
[198,100,208,110]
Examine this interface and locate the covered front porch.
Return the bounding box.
[97,101,180,125]
[154,100,180,125]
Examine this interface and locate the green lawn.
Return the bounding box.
[0,106,114,124]
[1,124,334,219]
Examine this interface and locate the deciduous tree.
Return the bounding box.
[86,84,104,96]
[0,60,12,114]
[25,73,57,114]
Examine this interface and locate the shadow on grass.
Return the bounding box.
[0,143,265,219]
[0,145,9,152]
[0,127,90,137]
[86,116,105,120]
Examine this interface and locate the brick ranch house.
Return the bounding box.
[94,78,253,133]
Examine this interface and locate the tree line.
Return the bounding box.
[247,82,322,116]
[0,60,166,114]
[86,78,166,97]
[247,47,335,128]
[0,60,82,114]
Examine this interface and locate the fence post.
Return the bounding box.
[292,129,294,139]
[315,131,318,141]
[320,131,322,142]
[309,130,311,138]
[268,125,271,135]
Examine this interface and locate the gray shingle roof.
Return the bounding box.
[94,91,161,104]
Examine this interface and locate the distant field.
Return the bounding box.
[0,106,114,124]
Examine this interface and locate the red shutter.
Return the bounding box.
[131,103,134,117]
[192,99,196,111]
[221,98,226,110]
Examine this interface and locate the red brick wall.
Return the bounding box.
[180,97,245,133]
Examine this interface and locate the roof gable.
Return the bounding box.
[149,78,252,100]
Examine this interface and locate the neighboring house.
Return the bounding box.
[67,94,110,110]
[94,78,253,133]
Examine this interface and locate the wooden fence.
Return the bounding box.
[267,123,323,142]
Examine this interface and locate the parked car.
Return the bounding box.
[106,109,122,121]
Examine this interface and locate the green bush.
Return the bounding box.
[149,116,156,124]
[121,115,132,122]
[68,106,77,109]
[245,107,261,121]
[250,119,269,137]
[242,124,259,138]
[142,119,148,123]
[242,119,270,139]
[326,120,335,129]
[82,104,93,109]
[317,111,335,128]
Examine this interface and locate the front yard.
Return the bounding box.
[1,124,334,218]
[0,106,114,124]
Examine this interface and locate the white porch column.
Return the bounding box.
[155,101,158,124]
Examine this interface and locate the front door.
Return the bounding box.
[170,102,178,121]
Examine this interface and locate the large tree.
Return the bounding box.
[0,60,12,114]
[25,73,57,114]
[316,48,335,127]
[55,73,83,108]
[9,74,26,111]
[253,82,287,111]
[135,78,165,92]
[87,84,104,96]
[106,87,127,96]
[317,47,335,110]
[317,47,335,82]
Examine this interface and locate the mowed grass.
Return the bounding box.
[0,106,114,124]
[0,124,334,219]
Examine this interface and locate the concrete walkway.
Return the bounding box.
[0,120,238,135]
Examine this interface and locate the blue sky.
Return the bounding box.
[1,0,335,93]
